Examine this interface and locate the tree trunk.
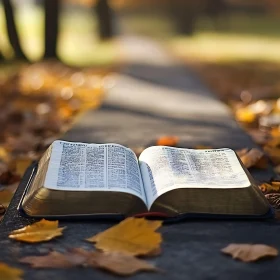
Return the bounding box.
[43,0,60,59]
[2,0,28,60]
[95,0,114,40]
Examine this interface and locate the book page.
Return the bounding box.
[139,146,251,209]
[44,141,147,204]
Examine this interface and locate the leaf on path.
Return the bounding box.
[20,249,159,276]
[0,262,24,280]
[239,148,267,169]
[259,182,280,194]
[86,217,162,256]
[156,136,178,147]
[89,251,158,276]
[9,219,66,243]
[221,243,278,262]
[264,146,280,165]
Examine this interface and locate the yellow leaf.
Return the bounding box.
[235,108,256,123]
[0,262,24,280]
[221,243,278,262]
[9,219,66,243]
[86,217,162,256]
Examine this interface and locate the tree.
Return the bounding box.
[43,0,61,59]
[2,0,28,60]
[95,0,114,40]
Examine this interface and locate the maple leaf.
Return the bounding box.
[0,262,24,280]
[156,136,179,147]
[9,219,66,243]
[239,148,267,169]
[259,182,280,194]
[20,249,159,276]
[221,244,278,262]
[86,217,162,256]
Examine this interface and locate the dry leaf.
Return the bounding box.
[239,148,267,169]
[20,249,158,276]
[235,148,249,158]
[0,262,24,280]
[86,217,162,256]
[15,158,33,176]
[9,219,66,243]
[89,251,158,276]
[0,189,14,207]
[156,136,178,147]
[264,146,280,165]
[235,107,256,123]
[259,182,280,194]
[221,243,278,262]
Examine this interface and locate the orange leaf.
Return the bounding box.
[86,217,162,256]
[235,148,249,158]
[20,249,159,276]
[259,182,280,194]
[9,219,66,243]
[15,158,33,176]
[221,243,278,262]
[239,148,267,169]
[156,136,178,147]
[264,146,280,165]
[235,107,256,123]
[0,262,24,280]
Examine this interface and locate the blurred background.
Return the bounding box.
[1,0,280,217]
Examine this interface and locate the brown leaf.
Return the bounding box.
[221,243,278,262]
[20,249,159,276]
[86,217,162,256]
[0,189,15,207]
[239,148,267,169]
[9,219,66,243]
[263,146,280,165]
[259,182,280,194]
[89,251,158,276]
[0,262,24,280]
[156,136,178,147]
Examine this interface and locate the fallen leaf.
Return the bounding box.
[265,193,280,209]
[89,251,158,276]
[239,148,267,169]
[20,251,86,268]
[9,219,66,243]
[235,148,249,158]
[235,107,256,124]
[0,262,24,280]
[0,170,21,185]
[259,182,280,194]
[0,189,15,207]
[15,158,33,176]
[264,146,280,165]
[156,136,178,147]
[221,243,278,262]
[20,249,159,276]
[86,217,162,256]
[0,203,6,215]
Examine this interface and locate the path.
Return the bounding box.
[0,36,277,280]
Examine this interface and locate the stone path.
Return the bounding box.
[0,36,278,280]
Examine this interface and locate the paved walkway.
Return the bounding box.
[0,36,277,280]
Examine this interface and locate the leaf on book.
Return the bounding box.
[9,219,66,243]
[0,262,24,280]
[265,193,280,209]
[86,217,162,256]
[239,148,267,169]
[20,249,159,276]
[156,136,178,147]
[221,243,278,262]
[259,182,280,194]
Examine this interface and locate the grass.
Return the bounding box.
[170,13,280,63]
[0,4,117,67]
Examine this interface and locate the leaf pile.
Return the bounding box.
[0,62,109,219]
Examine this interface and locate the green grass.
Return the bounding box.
[0,4,117,66]
[170,13,280,63]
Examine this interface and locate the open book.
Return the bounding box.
[18,140,272,220]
